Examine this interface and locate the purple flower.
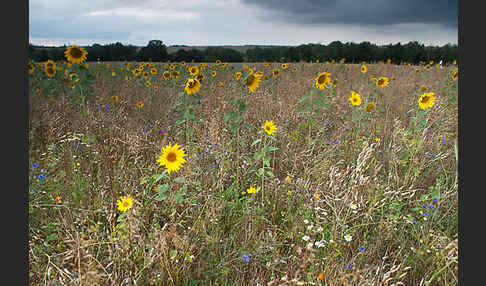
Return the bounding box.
[428,205,435,210]
[32,162,38,168]
[205,132,209,137]
[359,246,365,252]
[424,212,429,216]
[38,174,45,180]
[347,264,353,269]
[433,199,438,204]
[241,254,250,263]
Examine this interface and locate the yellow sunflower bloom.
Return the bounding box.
[365,102,375,112]
[246,186,259,194]
[315,72,331,90]
[281,63,289,70]
[136,101,144,108]
[420,85,428,92]
[349,91,362,106]
[163,71,171,80]
[116,195,134,212]
[185,78,201,95]
[376,77,389,88]
[264,120,277,135]
[211,71,217,77]
[418,92,436,110]
[361,64,367,74]
[44,66,56,78]
[235,72,242,80]
[156,142,187,174]
[64,45,88,64]
[246,73,262,93]
[188,66,199,76]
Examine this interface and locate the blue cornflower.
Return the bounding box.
[432,154,437,158]
[378,151,383,155]
[379,161,384,164]
[38,174,45,180]
[424,212,429,216]
[213,164,218,169]
[413,218,417,223]
[105,105,110,112]
[32,162,38,168]
[327,131,331,135]
[442,138,446,143]
[241,254,250,263]
[422,205,427,209]
[347,264,353,269]
[335,140,340,144]
[359,246,366,252]
[195,153,200,158]
[433,199,438,204]
[330,141,334,145]
[205,132,209,137]
[428,205,435,210]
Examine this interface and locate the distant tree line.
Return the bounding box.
[29,40,457,64]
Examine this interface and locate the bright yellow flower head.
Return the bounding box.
[188,65,199,76]
[361,64,367,74]
[315,72,331,90]
[349,91,362,106]
[185,78,201,95]
[418,92,436,110]
[246,73,262,93]
[235,72,242,80]
[365,102,375,112]
[264,120,277,135]
[156,142,187,174]
[247,186,259,194]
[376,77,389,88]
[116,195,134,213]
[64,45,88,64]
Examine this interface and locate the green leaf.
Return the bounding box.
[152,173,166,184]
[251,139,262,147]
[266,170,275,177]
[174,177,186,184]
[263,157,271,167]
[257,168,264,176]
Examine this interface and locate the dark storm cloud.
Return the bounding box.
[241,0,457,28]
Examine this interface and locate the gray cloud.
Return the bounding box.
[241,0,457,28]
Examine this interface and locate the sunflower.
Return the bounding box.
[116,195,134,212]
[376,77,389,88]
[272,69,279,77]
[387,59,392,64]
[281,63,288,70]
[315,72,331,89]
[154,85,159,92]
[211,71,217,77]
[185,78,201,95]
[188,66,199,76]
[365,102,375,112]
[156,142,187,174]
[111,71,116,77]
[196,73,204,82]
[425,65,431,70]
[44,60,56,70]
[218,81,224,87]
[418,92,436,110]
[420,85,428,92]
[143,71,150,79]
[112,95,119,102]
[292,67,298,73]
[264,120,277,135]
[150,67,158,75]
[29,62,35,74]
[145,80,152,88]
[132,68,142,77]
[235,72,242,80]
[264,62,270,67]
[453,60,457,65]
[361,64,367,74]
[44,66,56,78]
[64,45,88,64]
[429,60,434,65]
[246,186,259,194]
[180,61,186,67]
[163,71,171,80]
[136,101,144,108]
[215,59,222,65]
[349,91,362,106]
[246,73,262,93]
[171,71,179,79]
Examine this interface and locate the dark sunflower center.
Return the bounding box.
[70,47,83,59]
[166,152,177,162]
[188,80,196,88]
[266,126,271,130]
[47,67,55,74]
[247,75,255,86]
[318,75,327,84]
[421,96,430,104]
[377,79,384,86]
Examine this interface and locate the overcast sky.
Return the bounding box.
[29,0,458,47]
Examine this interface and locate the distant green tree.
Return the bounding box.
[137,40,169,62]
